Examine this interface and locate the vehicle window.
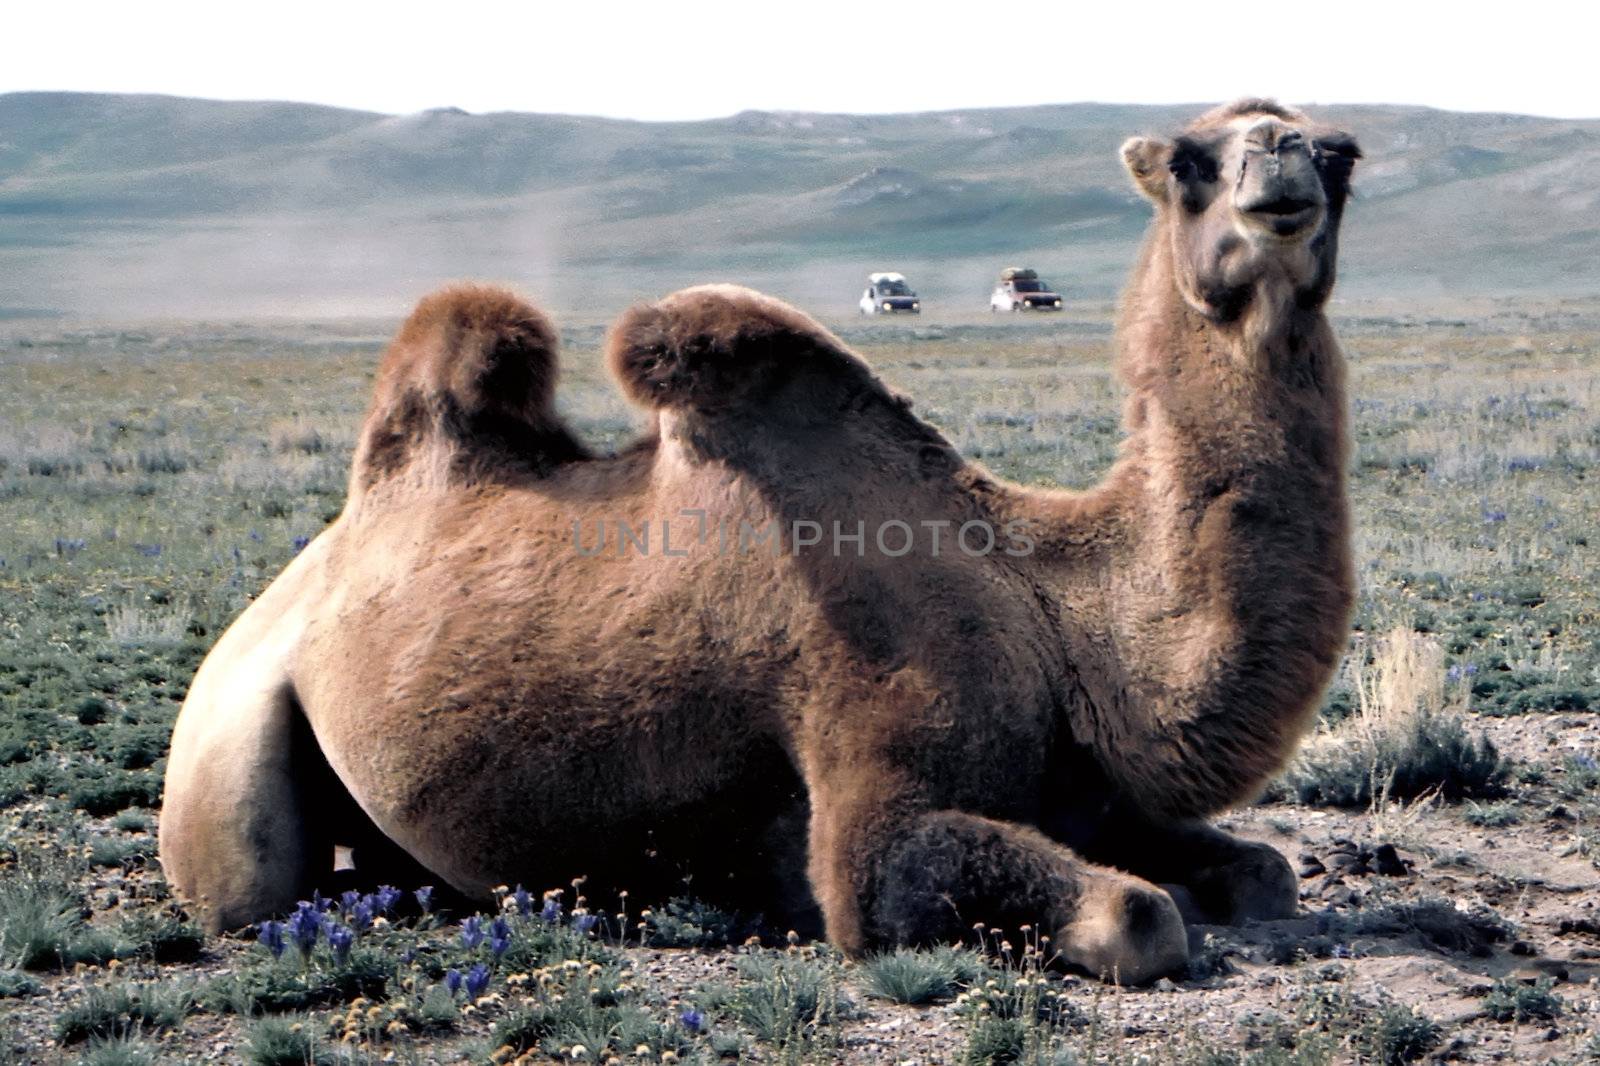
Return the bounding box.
[1012,280,1045,293]
[877,280,911,296]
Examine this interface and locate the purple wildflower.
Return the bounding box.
[351,897,375,932]
[574,913,598,935]
[460,915,486,950]
[445,968,463,996]
[286,903,323,954]
[540,896,562,923]
[512,885,533,917]
[258,920,286,958]
[375,885,402,915]
[415,886,434,913]
[328,924,354,964]
[679,1008,705,1033]
[292,534,311,552]
[490,917,511,957]
[464,962,491,1000]
[340,890,361,915]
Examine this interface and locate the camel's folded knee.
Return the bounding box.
[606,284,865,412]
[1055,869,1189,985]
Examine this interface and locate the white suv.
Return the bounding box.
[859,272,921,314]
[989,267,1063,312]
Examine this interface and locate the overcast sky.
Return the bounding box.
[10,1,1597,121]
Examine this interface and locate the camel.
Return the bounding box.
[160,99,1360,984]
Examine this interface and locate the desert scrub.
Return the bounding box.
[243,1014,339,1066]
[53,981,193,1044]
[0,968,41,997]
[640,895,745,948]
[487,960,699,1061]
[860,945,985,1004]
[1462,799,1522,827]
[1481,975,1563,1023]
[702,945,851,1050]
[1323,893,1511,957]
[0,861,125,969]
[1292,980,1440,1065]
[1555,753,1600,798]
[76,1034,163,1066]
[117,908,205,963]
[1275,628,1507,806]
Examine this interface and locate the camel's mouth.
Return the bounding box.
[1239,196,1319,237]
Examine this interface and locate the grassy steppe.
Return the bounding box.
[1,304,1598,1063]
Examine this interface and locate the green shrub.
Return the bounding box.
[202,948,391,1015]
[1462,800,1520,827]
[243,1015,338,1066]
[726,950,850,1046]
[74,697,114,725]
[1362,1002,1441,1065]
[89,834,156,868]
[963,1015,1028,1064]
[69,771,163,815]
[118,910,205,963]
[1277,708,1507,807]
[1481,976,1563,1023]
[77,1035,160,1066]
[0,870,122,969]
[110,809,153,833]
[860,945,984,1004]
[643,896,743,948]
[0,968,42,998]
[54,982,191,1044]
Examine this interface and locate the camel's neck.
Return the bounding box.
[1047,234,1354,816]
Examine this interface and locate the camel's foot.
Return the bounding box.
[1180,839,1299,925]
[1053,869,1189,985]
[1073,808,1300,928]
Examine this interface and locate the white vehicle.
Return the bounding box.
[989,267,1063,312]
[859,272,921,314]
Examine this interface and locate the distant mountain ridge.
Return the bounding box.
[2,92,1597,316]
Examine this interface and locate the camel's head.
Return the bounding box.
[1121,99,1360,316]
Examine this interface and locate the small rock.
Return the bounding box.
[1511,939,1537,956]
[1543,1027,1561,1041]
[1298,855,1326,878]
[1329,852,1370,875]
[1372,843,1408,876]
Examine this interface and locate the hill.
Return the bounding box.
[2,92,1597,316]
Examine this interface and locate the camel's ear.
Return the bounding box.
[1121,136,1171,202]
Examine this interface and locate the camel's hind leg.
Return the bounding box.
[159,680,342,933]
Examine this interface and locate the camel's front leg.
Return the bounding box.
[1078,805,1299,925]
[806,783,1188,984]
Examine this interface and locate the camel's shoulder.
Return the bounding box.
[353,285,587,493]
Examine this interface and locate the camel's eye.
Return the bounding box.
[1167,141,1218,185]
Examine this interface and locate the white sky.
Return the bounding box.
[9,0,1598,121]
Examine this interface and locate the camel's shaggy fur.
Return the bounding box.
[160,102,1360,984]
